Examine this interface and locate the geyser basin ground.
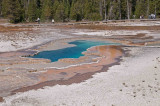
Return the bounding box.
[30,40,120,62]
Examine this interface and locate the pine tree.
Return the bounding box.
[55,1,65,22]
[52,0,59,18]
[110,0,120,20]
[120,0,127,19]
[64,0,70,21]
[84,0,102,21]
[27,0,37,22]
[1,0,160,23]
[41,0,52,21]
[70,0,84,21]
[1,0,10,17]
[0,0,2,16]
[156,0,160,17]
[9,0,23,23]
[131,0,136,18]
[135,0,147,18]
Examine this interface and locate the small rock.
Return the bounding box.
[125,85,128,87]
[148,85,152,88]
[122,83,125,85]
[137,89,141,91]
[131,85,135,87]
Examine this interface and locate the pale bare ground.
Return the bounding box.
[1,20,160,52]
[1,47,160,106]
[0,21,160,106]
[0,25,72,52]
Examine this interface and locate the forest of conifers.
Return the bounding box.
[0,0,160,23]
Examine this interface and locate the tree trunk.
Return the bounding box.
[147,0,149,17]
[127,0,130,19]
[155,2,156,16]
[104,0,107,20]
[109,2,113,20]
[99,0,103,19]
[118,0,121,20]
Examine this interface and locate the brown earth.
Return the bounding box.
[54,24,160,30]
[0,25,32,32]
[0,97,4,102]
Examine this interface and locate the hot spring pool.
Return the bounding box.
[30,40,120,62]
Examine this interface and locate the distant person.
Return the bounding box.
[140,15,142,19]
[153,14,156,19]
[140,15,144,19]
[148,15,151,19]
[52,19,55,24]
[151,14,156,19]
[37,18,40,24]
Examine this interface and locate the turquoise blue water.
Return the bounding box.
[30,40,119,62]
